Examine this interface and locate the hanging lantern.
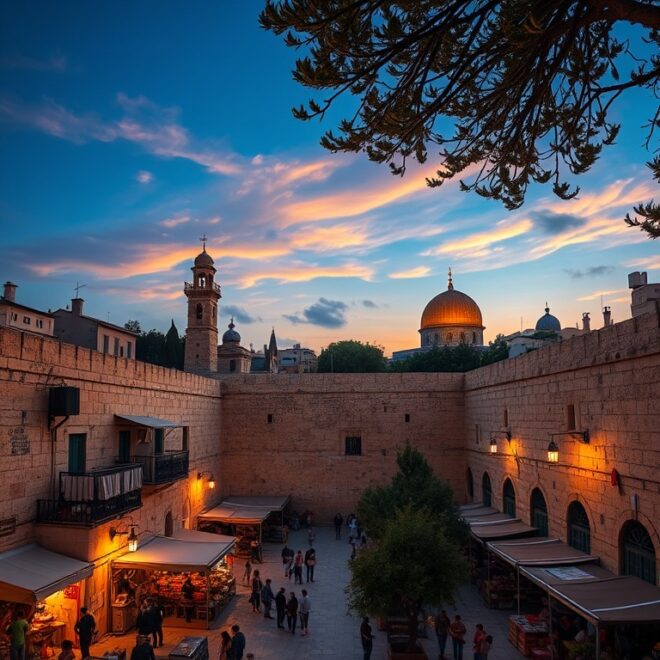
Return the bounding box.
[127,526,139,552]
[208,474,216,489]
[547,440,559,463]
[489,437,497,454]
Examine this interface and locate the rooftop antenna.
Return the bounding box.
[74,282,86,298]
[520,316,523,332]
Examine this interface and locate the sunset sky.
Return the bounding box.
[1,2,658,356]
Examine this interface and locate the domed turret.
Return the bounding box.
[194,248,214,267]
[535,304,561,332]
[222,318,241,344]
[419,268,484,347]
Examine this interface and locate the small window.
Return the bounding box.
[503,408,509,428]
[405,413,410,423]
[567,404,576,431]
[182,426,190,451]
[103,335,110,353]
[196,303,203,320]
[345,436,362,456]
[460,331,465,342]
[475,424,481,444]
[11,313,17,321]
[472,331,476,343]
[23,316,31,325]
[120,345,124,357]
[127,342,132,359]
[114,337,120,356]
[447,332,453,343]
[229,359,236,372]
[267,414,273,424]
[36,319,43,328]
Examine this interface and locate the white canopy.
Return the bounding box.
[0,544,93,604]
[113,530,234,573]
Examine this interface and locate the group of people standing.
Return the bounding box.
[434,611,492,660]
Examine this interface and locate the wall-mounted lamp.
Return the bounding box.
[197,471,216,489]
[547,440,559,463]
[490,429,512,442]
[489,437,498,454]
[110,524,139,552]
[549,430,590,444]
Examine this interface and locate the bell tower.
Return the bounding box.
[184,236,221,374]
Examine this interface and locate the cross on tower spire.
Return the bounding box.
[447,267,454,290]
[199,234,208,251]
[74,282,86,297]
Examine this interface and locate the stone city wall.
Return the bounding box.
[463,309,660,577]
[218,372,466,519]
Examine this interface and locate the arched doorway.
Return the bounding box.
[503,478,516,517]
[164,511,174,537]
[567,501,591,553]
[466,468,474,502]
[620,520,656,584]
[482,472,492,507]
[530,488,548,536]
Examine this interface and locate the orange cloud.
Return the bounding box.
[388,266,432,279]
[237,263,374,288]
[577,288,628,302]
[290,224,370,251]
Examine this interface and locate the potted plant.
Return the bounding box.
[347,446,467,659]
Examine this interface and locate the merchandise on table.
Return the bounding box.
[508,615,549,657]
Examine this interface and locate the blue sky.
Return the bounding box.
[1,2,658,355]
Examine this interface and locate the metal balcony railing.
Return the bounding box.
[126,450,189,485]
[36,464,142,526]
[184,281,221,294]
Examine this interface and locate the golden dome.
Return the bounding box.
[420,271,483,330]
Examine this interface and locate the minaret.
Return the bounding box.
[184,236,221,373]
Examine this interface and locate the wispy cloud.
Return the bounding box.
[1,53,68,72]
[388,266,432,280]
[577,288,627,302]
[136,170,153,184]
[160,214,190,228]
[626,256,660,270]
[237,263,374,288]
[564,266,614,279]
[284,298,348,328]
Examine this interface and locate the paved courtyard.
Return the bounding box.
[92,526,524,659]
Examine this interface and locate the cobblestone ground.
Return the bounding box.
[92,527,524,659]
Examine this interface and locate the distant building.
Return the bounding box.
[392,269,485,361]
[630,271,660,318]
[217,319,252,374]
[0,281,54,337]
[53,297,138,359]
[250,329,278,373]
[279,344,318,373]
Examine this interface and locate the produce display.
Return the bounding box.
[508,615,549,657]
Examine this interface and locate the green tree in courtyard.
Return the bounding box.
[347,506,466,653]
[164,320,184,369]
[390,343,483,372]
[317,339,387,372]
[261,1,660,237]
[480,334,510,366]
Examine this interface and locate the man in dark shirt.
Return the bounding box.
[333,513,343,539]
[74,607,96,659]
[275,587,287,629]
[360,616,374,660]
[182,576,195,623]
[130,636,155,660]
[229,625,246,660]
[147,600,164,647]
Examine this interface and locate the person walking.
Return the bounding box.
[243,559,252,585]
[472,624,487,660]
[435,609,451,659]
[182,575,195,623]
[275,587,287,629]
[299,589,311,636]
[360,616,374,660]
[218,630,232,660]
[479,635,492,660]
[261,579,275,619]
[449,614,466,660]
[147,599,164,648]
[293,550,304,584]
[333,513,343,539]
[281,544,294,579]
[250,570,263,613]
[304,547,316,583]
[307,527,315,546]
[74,607,96,660]
[6,609,29,660]
[229,624,246,660]
[286,592,298,635]
[130,636,155,660]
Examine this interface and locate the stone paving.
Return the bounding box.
[92,527,525,659]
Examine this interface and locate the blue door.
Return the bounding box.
[68,434,86,473]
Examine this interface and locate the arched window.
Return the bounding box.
[460,331,466,343]
[466,468,474,502]
[229,359,236,372]
[568,501,591,553]
[198,275,206,287]
[164,511,173,537]
[472,331,477,343]
[434,333,439,344]
[503,478,516,517]
[620,521,656,584]
[531,488,549,536]
[196,303,203,320]
[446,332,453,343]
[482,472,492,507]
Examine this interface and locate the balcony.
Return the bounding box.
[184,281,221,295]
[126,450,189,485]
[37,464,142,526]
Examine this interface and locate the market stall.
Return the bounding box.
[111,530,235,630]
[197,495,290,558]
[521,564,660,658]
[0,544,93,659]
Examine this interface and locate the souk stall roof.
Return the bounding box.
[488,537,600,567]
[521,564,660,624]
[221,495,290,511]
[470,519,537,542]
[0,544,93,604]
[113,532,234,573]
[198,504,272,525]
[114,414,180,428]
[459,505,498,519]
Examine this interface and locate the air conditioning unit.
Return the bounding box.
[49,386,80,417]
